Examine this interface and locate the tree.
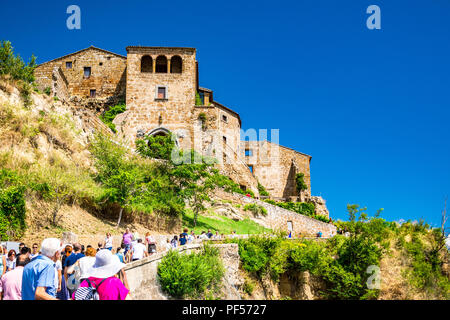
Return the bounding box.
[90,135,148,227]
[169,151,218,227]
[295,173,308,196]
[0,40,36,83]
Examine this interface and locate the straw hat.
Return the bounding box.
[86,249,125,278]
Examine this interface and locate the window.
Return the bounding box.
[66,61,72,69]
[223,136,227,144]
[245,149,252,157]
[141,55,153,73]
[222,115,228,123]
[99,62,103,66]
[84,67,91,78]
[155,55,168,73]
[90,89,96,98]
[156,86,167,100]
[170,55,182,73]
[248,165,254,173]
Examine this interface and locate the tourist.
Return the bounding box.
[73,249,129,300]
[179,233,187,246]
[220,233,225,239]
[64,243,85,296]
[21,238,62,300]
[55,255,62,293]
[0,254,30,300]
[131,238,147,262]
[30,243,39,259]
[199,232,208,240]
[230,230,237,239]
[164,239,172,251]
[6,250,16,272]
[115,246,125,263]
[145,232,156,254]
[122,228,133,256]
[0,247,6,277]
[213,231,220,240]
[104,233,113,251]
[170,235,178,248]
[61,245,72,272]
[18,243,25,254]
[97,242,104,252]
[317,231,322,238]
[187,231,195,244]
[206,229,213,239]
[20,246,31,258]
[81,245,85,255]
[66,247,97,289]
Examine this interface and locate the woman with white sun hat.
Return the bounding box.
[72,249,129,300]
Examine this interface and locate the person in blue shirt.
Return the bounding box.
[22,238,62,300]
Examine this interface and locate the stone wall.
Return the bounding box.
[52,66,69,102]
[215,189,336,238]
[124,243,242,300]
[242,140,311,199]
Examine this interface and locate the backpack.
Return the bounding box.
[74,278,107,300]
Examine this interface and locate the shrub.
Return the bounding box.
[100,103,126,133]
[295,173,308,193]
[0,169,26,240]
[243,203,268,217]
[43,87,51,96]
[157,244,225,298]
[258,182,269,197]
[136,133,177,161]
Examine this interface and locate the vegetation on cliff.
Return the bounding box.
[229,205,449,300]
[157,244,225,298]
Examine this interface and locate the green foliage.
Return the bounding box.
[195,92,203,105]
[263,199,329,223]
[0,169,26,240]
[182,209,270,235]
[157,244,225,298]
[136,133,176,161]
[295,173,308,193]
[243,203,268,216]
[242,279,255,295]
[212,174,253,197]
[19,81,33,108]
[43,87,51,96]
[100,103,126,133]
[0,40,36,83]
[258,182,269,197]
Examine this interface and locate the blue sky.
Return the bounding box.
[2,0,449,227]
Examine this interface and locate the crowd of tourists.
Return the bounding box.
[0,227,237,300]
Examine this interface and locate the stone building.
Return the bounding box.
[34,45,315,200]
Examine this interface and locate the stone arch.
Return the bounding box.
[147,127,179,146]
[170,55,182,73]
[155,55,168,73]
[141,55,153,73]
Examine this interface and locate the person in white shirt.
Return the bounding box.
[187,231,195,244]
[199,232,208,240]
[104,233,113,251]
[164,239,173,251]
[66,247,96,290]
[131,239,148,261]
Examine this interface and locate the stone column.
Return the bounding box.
[167,57,171,73]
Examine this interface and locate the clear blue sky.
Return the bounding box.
[2,0,449,226]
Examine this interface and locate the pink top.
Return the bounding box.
[0,266,24,300]
[72,276,129,300]
[123,232,133,245]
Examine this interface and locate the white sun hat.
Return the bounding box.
[86,249,126,279]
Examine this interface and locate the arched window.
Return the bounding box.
[170,55,182,73]
[155,55,168,73]
[141,55,153,73]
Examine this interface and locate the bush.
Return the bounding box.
[157,244,225,298]
[0,169,26,240]
[258,182,269,197]
[243,203,268,216]
[136,133,177,161]
[100,103,126,133]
